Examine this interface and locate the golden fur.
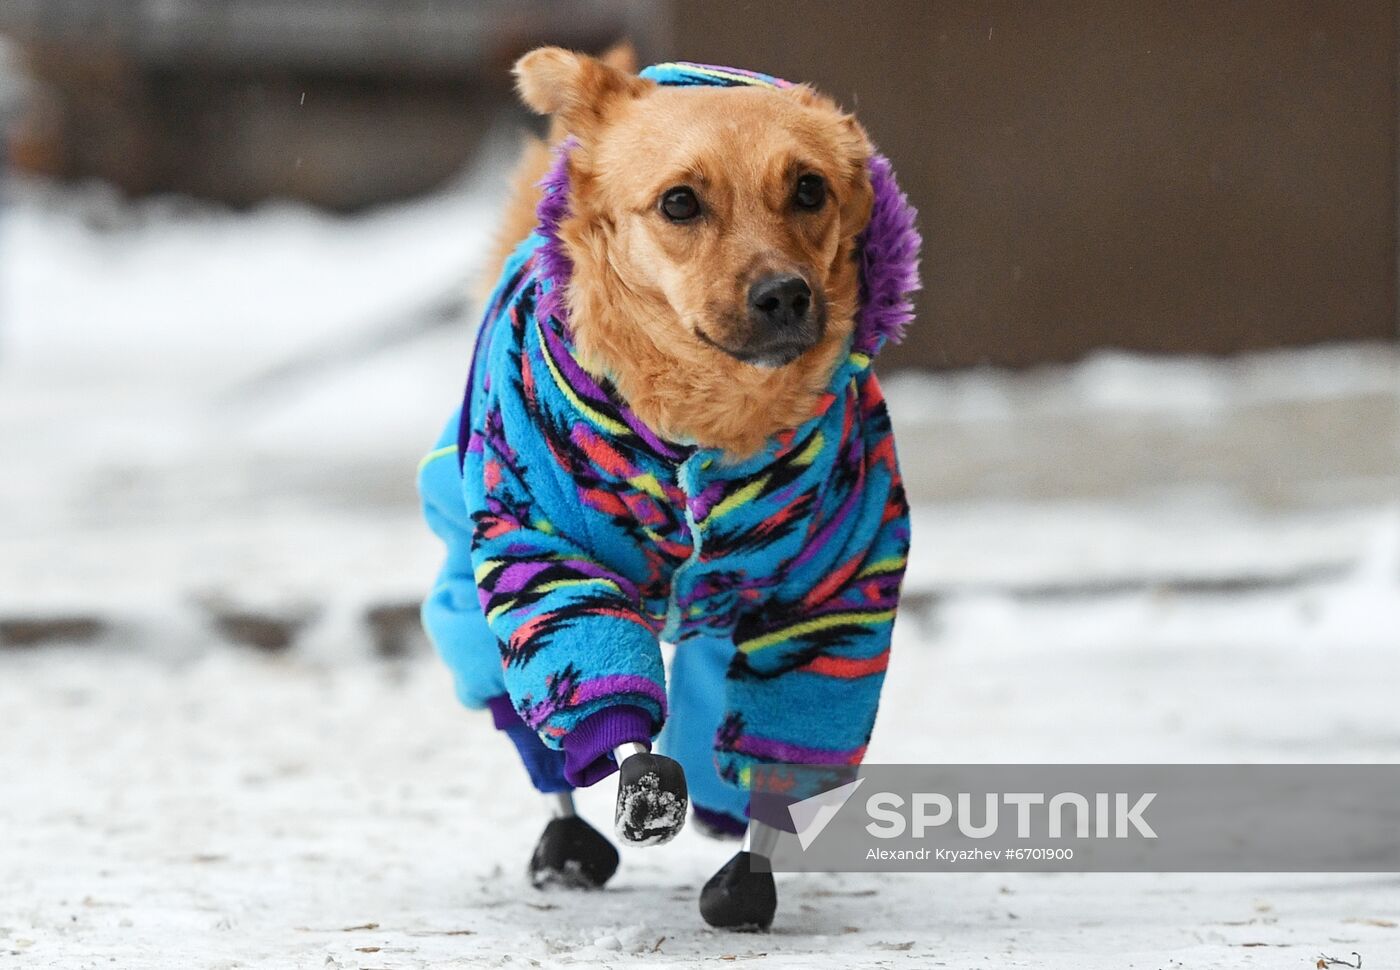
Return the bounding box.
[487,46,875,460]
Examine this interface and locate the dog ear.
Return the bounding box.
[786,85,876,237]
[598,40,639,74]
[514,46,652,138]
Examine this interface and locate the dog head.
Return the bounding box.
[516,48,875,372]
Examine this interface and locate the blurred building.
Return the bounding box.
[2,0,1396,369]
[0,0,661,208]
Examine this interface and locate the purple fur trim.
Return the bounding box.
[534,138,577,328]
[853,153,922,353]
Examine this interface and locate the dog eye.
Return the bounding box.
[794,173,827,211]
[659,186,701,223]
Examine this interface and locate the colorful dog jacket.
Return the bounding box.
[420,62,921,821]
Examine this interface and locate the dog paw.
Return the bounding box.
[614,752,688,846]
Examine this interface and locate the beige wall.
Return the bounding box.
[672,0,1398,368]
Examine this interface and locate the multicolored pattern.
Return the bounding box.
[639,62,795,90]
[419,63,920,802]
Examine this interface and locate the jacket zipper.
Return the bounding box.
[661,453,705,643]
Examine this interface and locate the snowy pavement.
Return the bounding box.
[4,624,1399,969]
[3,160,1400,967]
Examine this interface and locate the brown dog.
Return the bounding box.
[492,46,877,460]
[421,46,917,930]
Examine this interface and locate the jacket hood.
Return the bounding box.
[535,61,922,359]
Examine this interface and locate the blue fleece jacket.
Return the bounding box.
[420,61,920,797]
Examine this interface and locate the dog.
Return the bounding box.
[419,46,920,929]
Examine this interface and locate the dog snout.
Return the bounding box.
[747,274,812,330]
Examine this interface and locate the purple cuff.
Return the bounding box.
[486,694,523,731]
[562,705,653,788]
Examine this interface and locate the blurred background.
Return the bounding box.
[1,2,1398,965]
[1,0,1395,646]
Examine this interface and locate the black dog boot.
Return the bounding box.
[529,814,620,889]
[529,791,619,889]
[699,851,777,930]
[613,744,688,846]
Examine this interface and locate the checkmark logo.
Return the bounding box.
[788,778,866,850]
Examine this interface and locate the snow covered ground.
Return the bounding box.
[2,152,1399,968]
[4,631,1400,969]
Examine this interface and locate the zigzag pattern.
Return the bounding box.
[421,60,919,792]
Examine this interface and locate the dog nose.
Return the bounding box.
[748,274,812,328]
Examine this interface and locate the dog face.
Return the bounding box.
[516,49,874,372]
